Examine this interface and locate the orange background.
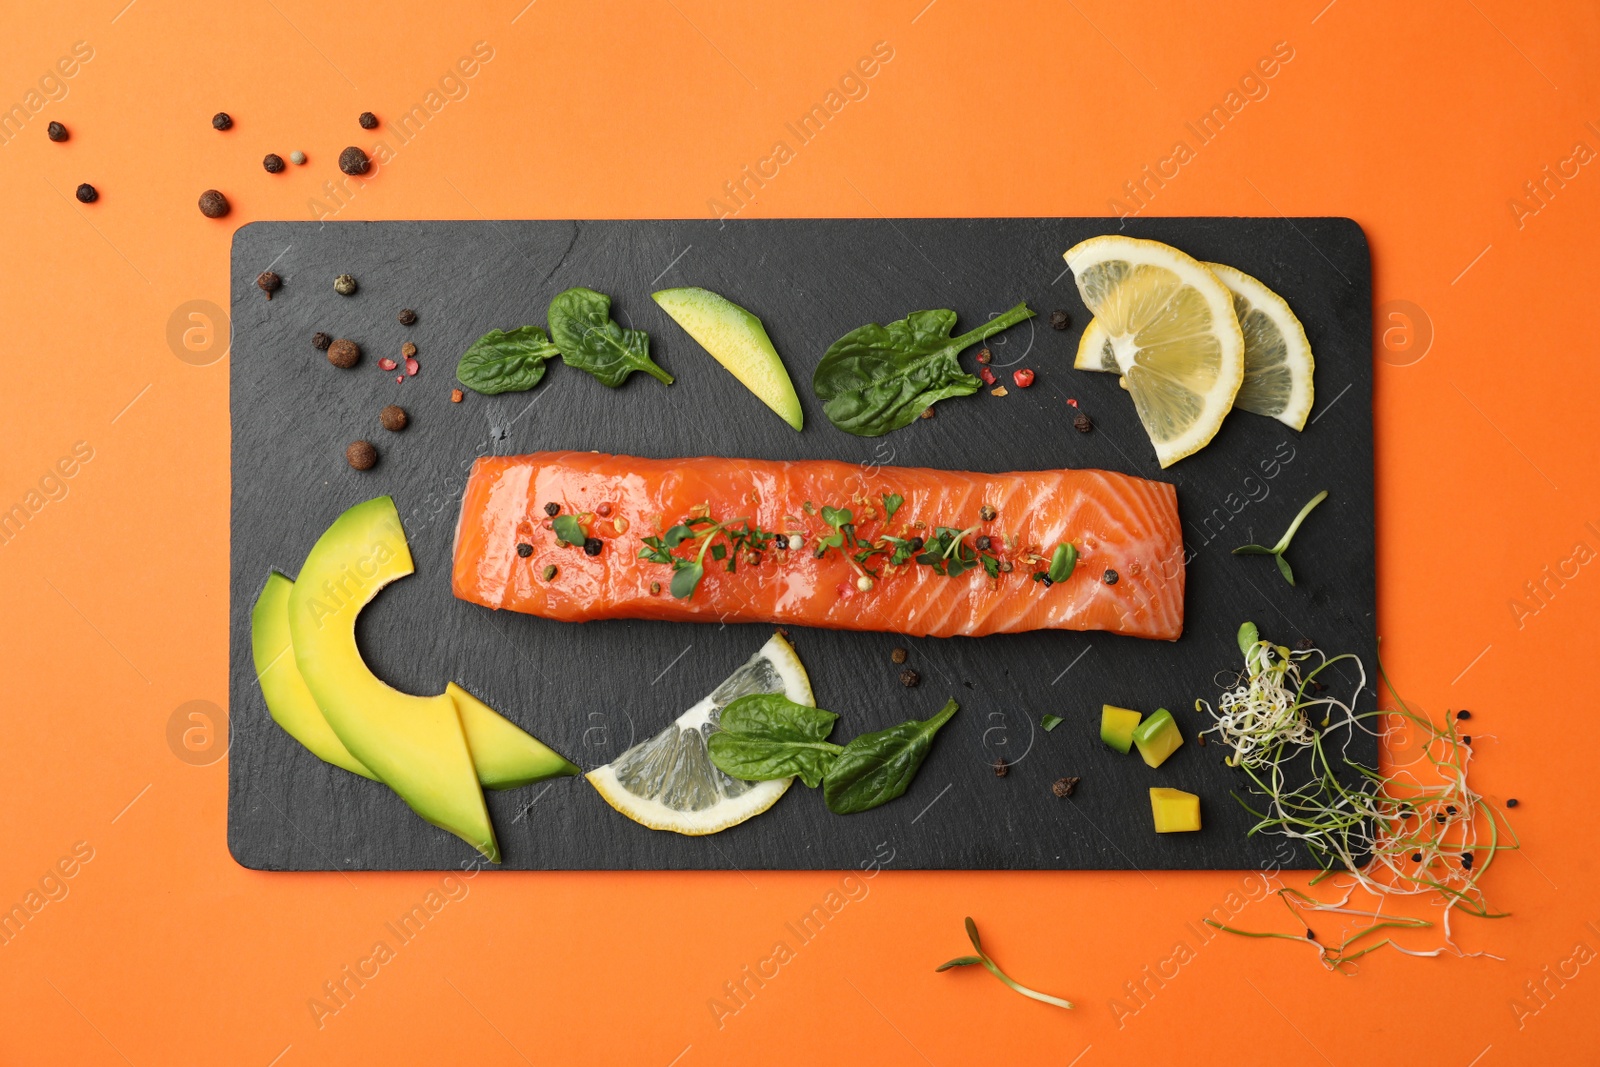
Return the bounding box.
[1,1,1596,1063]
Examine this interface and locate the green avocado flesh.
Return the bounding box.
[254,573,579,792]
[285,496,576,862]
[652,286,803,430]
[251,573,378,780]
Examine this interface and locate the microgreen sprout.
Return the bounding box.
[1233,489,1327,585]
[1197,629,1519,972]
[936,917,1073,1009]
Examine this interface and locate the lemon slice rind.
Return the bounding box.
[586,632,814,836]
[1204,262,1315,431]
[1064,235,1244,468]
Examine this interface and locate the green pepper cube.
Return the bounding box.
[1100,704,1142,754]
[1149,788,1200,832]
[1132,708,1183,768]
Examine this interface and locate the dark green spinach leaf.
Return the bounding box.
[547,287,673,388]
[822,699,958,814]
[812,302,1034,436]
[707,694,843,788]
[455,326,561,395]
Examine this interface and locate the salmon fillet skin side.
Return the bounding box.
[451,452,1185,641]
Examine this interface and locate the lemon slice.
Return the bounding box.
[1074,262,1314,431]
[1205,263,1314,430]
[586,633,815,835]
[1063,236,1244,467]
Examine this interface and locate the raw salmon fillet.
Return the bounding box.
[452,452,1185,640]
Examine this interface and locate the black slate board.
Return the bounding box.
[228,218,1374,871]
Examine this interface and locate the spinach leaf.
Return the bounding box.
[455,326,561,395]
[707,694,843,788]
[547,287,673,388]
[812,302,1034,436]
[822,699,958,814]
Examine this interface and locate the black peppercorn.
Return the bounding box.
[891,647,908,664]
[75,183,98,203]
[312,332,332,350]
[908,536,925,552]
[397,308,417,326]
[256,271,281,299]
[583,537,603,556]
[338,146,370,176]
[1039,575,1053,587]
[1051,776,1079,798]
[997,560,1013,573]
[1102,569,1119,585]
[46,121,68,142]
[976,535,991,550]
[198,189,229,218]
[543,502,561,517]
[516,543,533,558]
[899,668,920,688]
[1073,412,1093,433]
[212,112,233,131]
[1048,310,1070,330]
[263,153,286,174]
[358,111,378,129]
[980,504,997,522]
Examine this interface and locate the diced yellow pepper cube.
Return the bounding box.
[1149,788,1201,832]
[1132,707,1183,768]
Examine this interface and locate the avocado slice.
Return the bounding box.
[254,573,580,791]
[1132,708,1184,769]
[251,572,378,780]
[652,286,803,430]
[448,682,580,789]
[286,497,497,860]
[1099,704,1142,754]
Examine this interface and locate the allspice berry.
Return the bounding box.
[338,146,370,176]
[358,111,378,129]
[397,308,417,326]
[345,441,377,471]
[312,331,332,350]
[263,153,286,174]
[211,112,233,131]
[333,273,357,296]
[256,270,281,299]
[46,121,68,142]
[198,189,230,218]
[75,183,98,203]
[326,338,360,369]
[379,405,408,432]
